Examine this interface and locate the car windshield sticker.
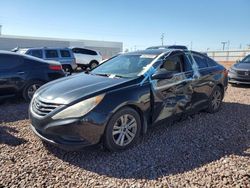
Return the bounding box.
[140,54,157,59]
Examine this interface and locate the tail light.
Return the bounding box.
[49,65,62,71]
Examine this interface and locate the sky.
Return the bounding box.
[0,0,249,51]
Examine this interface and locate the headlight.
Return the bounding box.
[229,68,236,74]
[52,94,105,120]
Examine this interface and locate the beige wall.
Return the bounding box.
[0,35,123,59]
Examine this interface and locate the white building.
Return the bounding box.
[0,35,123,59]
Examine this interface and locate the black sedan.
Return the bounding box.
[0,51,65,101]
[29,49,228,151]
[228,54,250,85]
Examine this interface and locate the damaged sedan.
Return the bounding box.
[29,49,228,151]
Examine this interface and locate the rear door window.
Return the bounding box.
[193,54,208,69]
[206,57,218,67]
[80,49,97,55]
[183,55,193,72]
[60,50,71,58]
[45,50,59,58]
[30,50,43,58]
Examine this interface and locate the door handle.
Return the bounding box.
[17,71,25,75]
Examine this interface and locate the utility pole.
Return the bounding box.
[0,25,2,35]
[190,41,193,50]
[160,33,165,46]
[221,41,227,51]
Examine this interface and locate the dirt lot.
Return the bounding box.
[0,85,249,188]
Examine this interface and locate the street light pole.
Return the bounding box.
[221,41,227,51]
[161,33,165,46]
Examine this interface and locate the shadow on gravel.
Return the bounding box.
[230,84,250,88]
[0,97,29,123]
[0,126,27,146]
[45,102,250,180]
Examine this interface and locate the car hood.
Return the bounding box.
[35,73,135,104]
[233,63,250,70]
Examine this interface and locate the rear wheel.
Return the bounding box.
[89,61,98,70]
[62,65,73,75]
[104,107,141,151]
[23,81,44,101]
[206,86,223,113]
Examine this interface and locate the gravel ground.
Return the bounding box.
[0,85,249,188]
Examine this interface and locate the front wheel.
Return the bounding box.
[206,86,223,113]
[103,107,141,152]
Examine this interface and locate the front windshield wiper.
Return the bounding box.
[112,74,131,79]
[89,73,110,77]
[90,72,132,79]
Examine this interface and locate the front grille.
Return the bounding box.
[237,70,250,76]
[32,98,62,117]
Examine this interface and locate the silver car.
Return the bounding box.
[16,47,77,73]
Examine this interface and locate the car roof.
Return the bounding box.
[147,45,188,50]
[0,50,49,62]
[17,47,71,50]
[123,49,183,56]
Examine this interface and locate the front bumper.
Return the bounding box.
[30,111,107,150]
[228,72,250,85]
[30,124,91,150]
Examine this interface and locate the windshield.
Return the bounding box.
[91,54,156,78]
[242,55,250,63]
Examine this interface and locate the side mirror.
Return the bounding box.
[236,60,240,64]
[151,69,174,80]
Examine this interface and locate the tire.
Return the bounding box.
[89,61,99,70]
[80,66,87,71]
[103,107,141,152]
[206,86,223,113]
[22,80,44,101]
[62,65,73,75]
[230,83,237,87]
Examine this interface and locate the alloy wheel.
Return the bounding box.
[112,114,137,147]
[90,63,98,69]
[211,90,222,110]
[27,84,41,99]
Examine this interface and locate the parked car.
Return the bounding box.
[16,47,77,73]
[70,47,102,70]
[0,51,65,101]
[147,45,188,50]
[228,54,250,85]
[29,49,228,151]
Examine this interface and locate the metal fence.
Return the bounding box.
[206,50,250,68]
[207,50,250,62]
